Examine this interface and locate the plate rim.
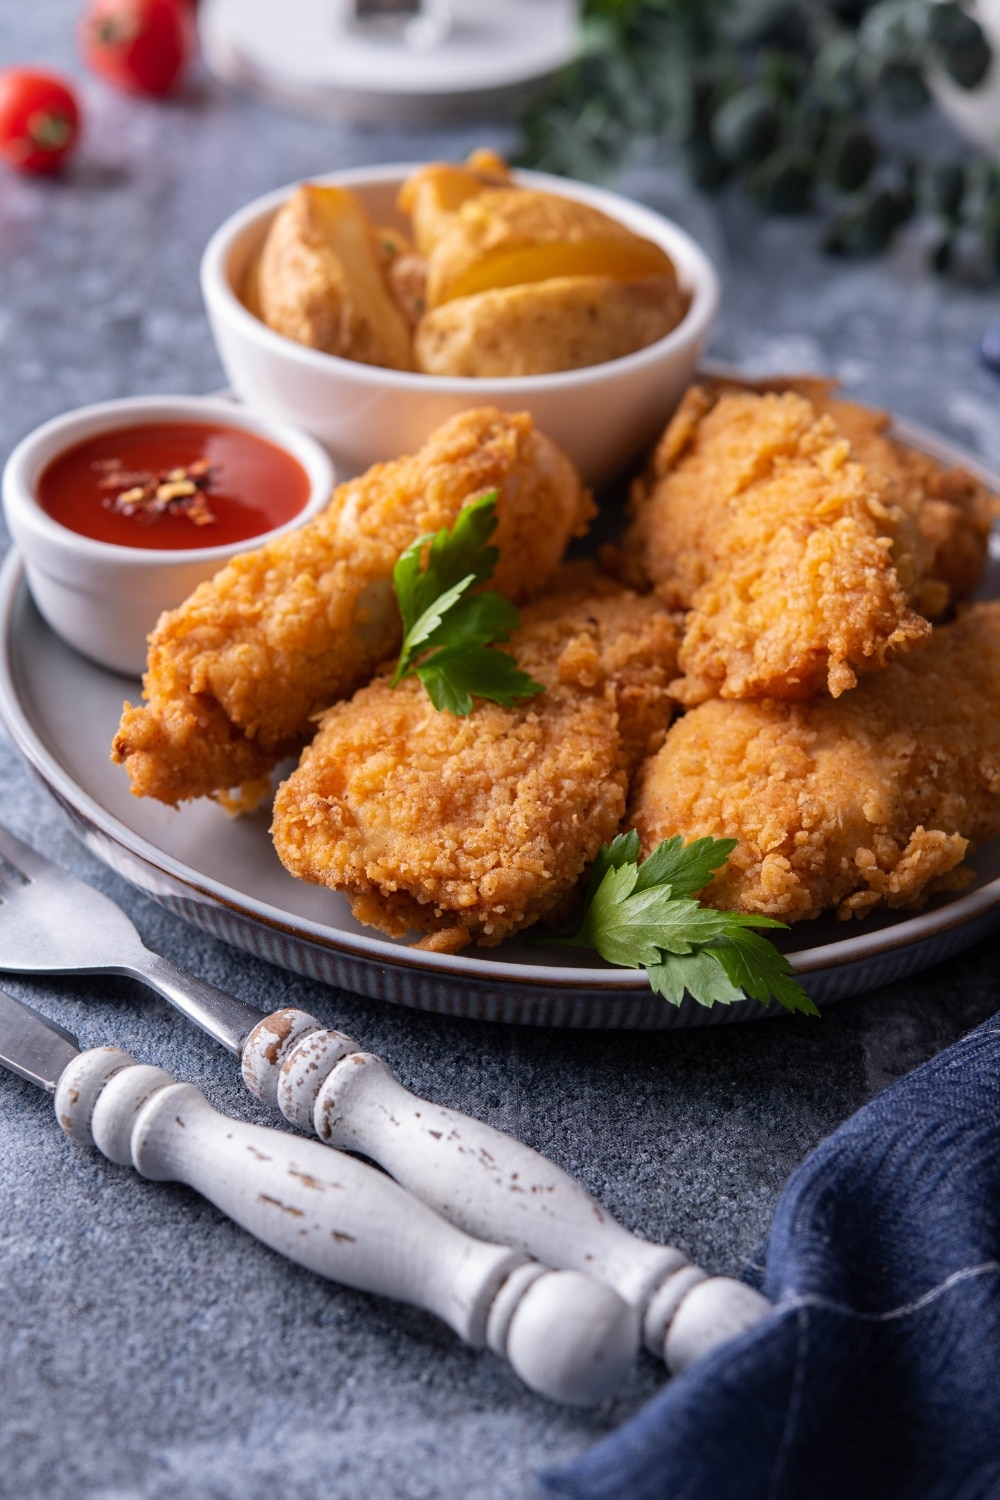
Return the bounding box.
[1,410,999,1004]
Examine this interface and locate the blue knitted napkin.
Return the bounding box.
[542,1011,1000,1500]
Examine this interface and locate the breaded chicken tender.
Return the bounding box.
[630,602,1000,924]
[710,373,996,618]
[112,409,594,808]
[624,384,932,705]
[271,565,681,952]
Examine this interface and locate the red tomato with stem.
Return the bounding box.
[0,69,81,176]
[79,0,196,97]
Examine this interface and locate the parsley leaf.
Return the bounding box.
[545,831,819,1016]
[390,491,545,716]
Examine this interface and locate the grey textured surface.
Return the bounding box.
[1,7,1000,1499]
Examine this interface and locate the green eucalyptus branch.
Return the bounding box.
[517,0,1000,281]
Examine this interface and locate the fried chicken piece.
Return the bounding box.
[630,601,1000,924]
[271,565,681,951]
[712,373,996,618]
[624,384,933,706]
[112,409,594,808]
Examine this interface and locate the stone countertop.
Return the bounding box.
[1,9,999,1499]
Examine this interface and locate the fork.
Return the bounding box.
[0,820,770,1372]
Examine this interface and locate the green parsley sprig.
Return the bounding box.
[545,830,819,1016]
[390,491,546,717]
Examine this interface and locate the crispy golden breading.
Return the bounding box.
[630,602,1000,923]
[625,384,934,705]
[112,409,594,808]
[271,566,681,951]
[711,374,996,618]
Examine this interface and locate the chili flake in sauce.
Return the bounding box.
[37,421,311,551]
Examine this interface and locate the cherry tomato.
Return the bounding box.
[79,0,196,98]
[0,69,81,176]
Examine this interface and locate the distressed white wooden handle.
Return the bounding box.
[242,1011,771,1370]
[54,1047,639,1406]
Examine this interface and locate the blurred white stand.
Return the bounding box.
[200,0,579,121]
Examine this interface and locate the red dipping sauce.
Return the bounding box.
[37,421,312,550]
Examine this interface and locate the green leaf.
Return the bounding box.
[566,861,643,958]
[709,926,820,1016]
[420,591,521,655]
[632,834,735,897]
[425,491,501,595]
[391,530,434,627]
[407,574,476,653]
[927,3,991,90]
[390,571,476,686]
[602,893,731,966]
[389,492,543,714]
[392,491,501,640]
[417,648,545,716]
[647,950,746,1008]
[710,86,780,167]
[579,829,641,908]
[626,895,733,953]
[540,831,818,1018]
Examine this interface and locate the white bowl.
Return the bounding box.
[2,394,335,677]
[200,164,720,487]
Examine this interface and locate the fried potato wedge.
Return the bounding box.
[370,222,427,329]
[373,223,413,263]
[386,251,428,329]
[414,273,687,377]
[425,189,678,308]
[397,150,513,256]
[257,184,415,370]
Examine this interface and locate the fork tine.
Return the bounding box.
[0,855,30,898]
[0,822,61,883]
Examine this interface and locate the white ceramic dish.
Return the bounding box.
[0,415,998,1029]
[1,394,335,676]
[200,164,720,486]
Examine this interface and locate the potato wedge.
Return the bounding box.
[425,190,678,308]
[258,184,414,370]
[371,224,427,329]
[397,152,513,256]
[373,223,413,264]
[386,251,428,329]
[414,274,688,377]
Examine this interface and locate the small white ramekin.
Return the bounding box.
[200,164,720,487]
[2,394,335,677]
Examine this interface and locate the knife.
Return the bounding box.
[0,986,639,1407]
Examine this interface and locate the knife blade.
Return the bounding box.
[0,987,80,1091]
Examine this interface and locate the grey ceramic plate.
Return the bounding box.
[1,415,999,1028]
